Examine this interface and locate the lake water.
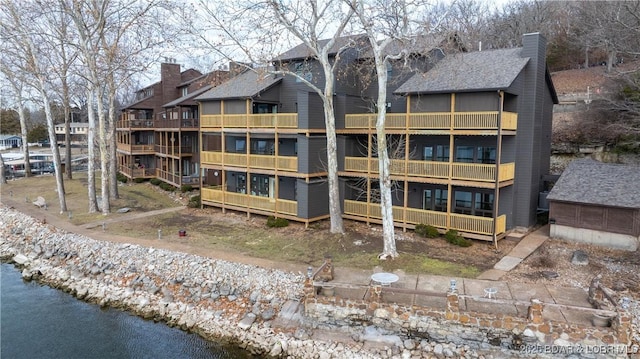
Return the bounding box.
[1,263,259,359]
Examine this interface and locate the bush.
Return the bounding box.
[415,223,440,238]
[444,229,472,247]
[134,178,146,183]
[159,182,176,192]
[266,216,289,228]
[187,195,200,208]
[180,184,193,193]
[116,172,128,183]
[150,178,162,186]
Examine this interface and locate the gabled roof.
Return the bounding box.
[547,159,640,209]
[163,85,213,108]
[274,35,366,62]
[357,34,453,59]
[195,71,281,101]
[0,134,21,140]
[394,48,529,95]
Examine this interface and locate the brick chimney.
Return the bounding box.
[161,60,181,105]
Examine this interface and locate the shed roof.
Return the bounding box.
[547,159,640,209]
[195,71,281,101]
[163,85,213,107]
[394,47,529,94]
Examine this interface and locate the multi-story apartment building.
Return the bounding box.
[339,33,557,241]
[197,32,557,241]
[117,60,227,187]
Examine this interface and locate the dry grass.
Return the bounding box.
[0,173,504,278]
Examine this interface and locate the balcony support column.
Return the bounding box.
[446,93,455,230]
[493,91,505,249]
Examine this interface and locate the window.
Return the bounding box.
[234,139,246,152]
[453,191,473,215]
[236,174,246,194]
[251,174,273,198]
[423,146,433,161]
[477,146,496,164]
[474,193,494,217]
[423,188,447,211]
[181,87,188,97]
[455,146,474,163]
[436,145,449,162]
[252,139,274,155]
[294,62,312,82]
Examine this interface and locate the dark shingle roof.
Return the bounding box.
[546,159,640,209]
[274,35,366,61]
[394,48,529,94]
[163,85,213,108]
[195,71,281,101]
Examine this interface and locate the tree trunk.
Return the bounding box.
[41,89,67,213]
[86,89,98,213]
[107,90,118,199]
[96,88,110,215]
[16,104,32,178]
[374,61,398,259]
[64,99,72,180]
[322,67,344,234]
[0,154,6,184]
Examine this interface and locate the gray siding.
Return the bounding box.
[455,92,500,111]
[499,186,515,228]
[202,101,221,115]
[512,33,548,228]
[224,100,247,114]
[410,94,450,112]
[278,177,296,201]
[255,82,280,103]
[297,179,329,218]
[297,135,327,174]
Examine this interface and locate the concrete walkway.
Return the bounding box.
[476,225,549,281]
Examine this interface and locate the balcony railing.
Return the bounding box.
[343,199,506,235]
[200,151,298,172]
[201,113,298,129]
[155,145,193,155]
[154,118,199,129]
[116,143,155,153]
[117,118,155,129]
[118,165,156,178]
[201,187,297,216]
[344,157,515,182]
[344,111,517,131]
[156,169,200,186]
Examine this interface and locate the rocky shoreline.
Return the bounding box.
[2,205,495,359]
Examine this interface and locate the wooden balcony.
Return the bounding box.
[343,199,506,236]
[344,111,517,131]
[155,145,193,156]
[116,143,155,154]
[200,151,297,172]
[201,187,297,216]
[344,157,515,182]
[118,165,156,178]
[154,118,199,129]
[201,113,298,129]
[116,118,155,129]
[156,169,200,186]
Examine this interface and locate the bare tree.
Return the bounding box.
[1,1,68,213]
[0,72,32,177]
[191,0,357,234]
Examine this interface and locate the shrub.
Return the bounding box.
[187,195,200,208]
[415,223,440,238]
[134,178,146,183]
[116,172,128,183]
[180,184,193,193]
[159,182,176,192]
[266,216,289,228]
[444,229,472,247]
[150,178,162,186]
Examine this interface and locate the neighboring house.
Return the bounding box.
[116,60,228,186]
[547,159,640,251]
[54,122,89,146]
[195,32,557,242]
[0,134,22,150]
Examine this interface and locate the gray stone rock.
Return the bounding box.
[571,250,589,265]
[238,313,256,330]
[116,207,131,213]
[13,253,29,265]
[434,344,444,355]
[261,308,275,321]
[403,339,415,350]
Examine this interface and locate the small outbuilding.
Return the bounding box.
[0,134,22,150]
[547,159,639,251]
